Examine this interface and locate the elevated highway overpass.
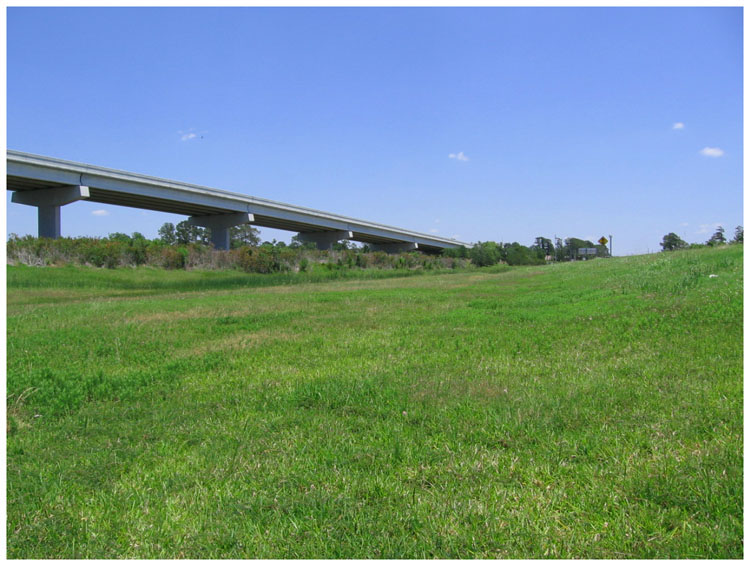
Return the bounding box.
[7,150,471,252]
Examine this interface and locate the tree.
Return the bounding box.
[158,222,177,245]
[175,220,208,245]
[564,237,596,260]
[660,232,688,251]
[504,242,542,265]
[732,226,743,244]
[533,237,553,253]
[332,240,354,251]
[107,232,131,243]
[469,241,502,267]
[290,234,317,250]
[229,225,260,248]
[706,226,726,246]
[532,237,553,260]
[554,237,564,262]
[443,245,468,259]
[500,242,544,265]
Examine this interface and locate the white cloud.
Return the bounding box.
[672,122,685,130]
[448,151,469,162]
[92,209,109,216]
[700,147,724,157]
[179,129,205,141]
[429,228,439,234]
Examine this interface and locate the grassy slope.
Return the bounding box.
[6,246,743,558]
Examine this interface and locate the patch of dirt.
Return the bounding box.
[179,329,302,356]
[407,375,511,407]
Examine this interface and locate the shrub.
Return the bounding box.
[158,247,185,269]
[372,251,390,268]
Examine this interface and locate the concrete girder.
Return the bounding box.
[368,242,419,253]
[296,230,353,251]
[188,212,255,250]
[11,185,90,238]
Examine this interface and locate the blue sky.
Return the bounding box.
[6,7,743,255]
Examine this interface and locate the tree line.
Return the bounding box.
[8,220,616,272]
[660,225,743,251]
[157,221,262,248]
[157,221,614,265]
[444,236,610,267]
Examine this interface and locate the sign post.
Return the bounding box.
[598,236,609,257]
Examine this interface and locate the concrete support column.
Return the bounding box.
[12,185,90,239]
[38,206,62,239]
[369,242,419,253]
[188,212,255,250]
[296,230,353,251]
[212,228,230,251]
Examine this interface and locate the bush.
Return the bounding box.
[158,247,185,269]
[235,246,285,273]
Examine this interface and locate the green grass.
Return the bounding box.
[7,261,478,295]
[6,246,742,558]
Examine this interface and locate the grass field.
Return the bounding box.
[6,246,743,558]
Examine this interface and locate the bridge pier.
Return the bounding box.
[12,185,90,238]
[368,242,419,253]
[188,212,255,250]
[296,230,353,251]
[37,206,61,239]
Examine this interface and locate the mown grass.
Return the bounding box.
[6,246,742,558]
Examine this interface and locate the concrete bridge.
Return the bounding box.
[7,150,471,253]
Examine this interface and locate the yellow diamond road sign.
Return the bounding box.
[599,237,608,246]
